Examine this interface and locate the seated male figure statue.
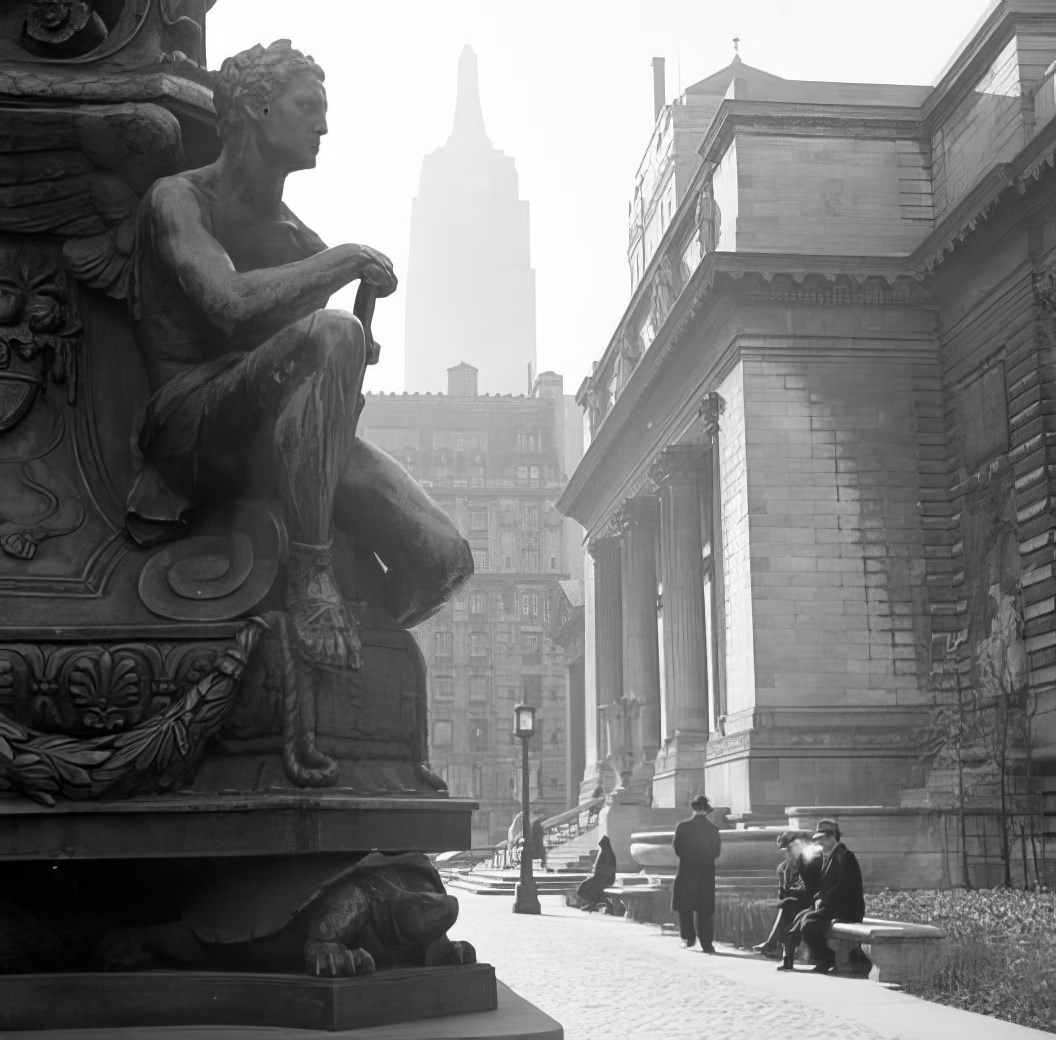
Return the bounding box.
[129,39,471,668]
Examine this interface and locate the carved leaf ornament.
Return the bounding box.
[0,618,265,805]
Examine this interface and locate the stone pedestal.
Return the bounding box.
[0,965,498,1033]
[597,799,684,872]
[0,13,512,1036]
[652,730,711,809]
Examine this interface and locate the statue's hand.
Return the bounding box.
[353,245,397,298]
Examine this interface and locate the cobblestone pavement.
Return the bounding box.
[454,891,1051,1040]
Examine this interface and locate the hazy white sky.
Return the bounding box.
[208,1,993,395]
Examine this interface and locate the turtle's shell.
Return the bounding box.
[182,851,439,944]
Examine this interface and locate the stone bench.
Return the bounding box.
[603,879,673,924]
[827,918,945,986]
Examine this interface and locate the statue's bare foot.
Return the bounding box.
[285,542,363,670]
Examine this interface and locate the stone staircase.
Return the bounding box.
[543,826,605,873]
[443,866,590,896]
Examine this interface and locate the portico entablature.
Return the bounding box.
[556,254,934,537]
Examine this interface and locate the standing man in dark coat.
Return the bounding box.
[782,818,865,973]
[671,794,722,953]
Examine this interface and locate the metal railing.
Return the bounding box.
[488,796,607,869]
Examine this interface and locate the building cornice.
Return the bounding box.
[912,115,1056,275]
[699,102,927,165]
[556,254,931,533]
[920,2,1056,131]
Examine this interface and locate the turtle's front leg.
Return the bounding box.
[304,884,375,978]
[304,939,375,977]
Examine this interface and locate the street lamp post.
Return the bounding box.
[512,704,541,915]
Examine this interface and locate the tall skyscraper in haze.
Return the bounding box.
[404,46,537,395]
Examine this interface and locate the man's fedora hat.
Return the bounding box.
[811,818,840,841]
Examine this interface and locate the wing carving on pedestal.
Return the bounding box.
[0,101,184,299]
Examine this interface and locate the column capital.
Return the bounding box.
[615,494,660,532]
[698,391,726,441]
[587,533,622,563]
[650,444,710,487]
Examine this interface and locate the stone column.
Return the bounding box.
[699,391,727,726]
[652,446,711,808]
[619,496,662,797]
[659,448,710,731]
[588,535,622,791]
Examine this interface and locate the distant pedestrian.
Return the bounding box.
[530,814,547,870]
[781,818,864,973]
[753,830,819,958]
[671,793,722,953]
[587,784,605,827]
[573,835,617,911]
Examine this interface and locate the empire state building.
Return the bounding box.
[403,46,537,395]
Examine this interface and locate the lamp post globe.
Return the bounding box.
[512,704,541,915]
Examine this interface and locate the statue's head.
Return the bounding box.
[213,40,327,169]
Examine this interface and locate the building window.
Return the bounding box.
[434,631,453,658]
[526,633,540,653]
[522,594,530,617]
[433,721,453,747]
[433,676,454,703]
[470,632,487,657]
[470,719,489,752]
[469,506,488,530]
[469,676,488,704]
[469,591,487,615]
[472,548,489,572]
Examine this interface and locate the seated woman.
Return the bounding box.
[571,836,617,911]
[753,830,819,958]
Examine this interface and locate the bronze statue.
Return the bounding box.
[128,40,472,673]
[98,853,476,978]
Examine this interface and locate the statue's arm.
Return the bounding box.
[151,181,395,342]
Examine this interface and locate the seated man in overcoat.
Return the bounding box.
[781,818,865,973]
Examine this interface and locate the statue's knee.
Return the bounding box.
[306,309,366,381]
[450,536,473,585]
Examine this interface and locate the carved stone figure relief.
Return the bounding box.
[0,243,83,561]
[616,327,642,390]
[695,181,721,255]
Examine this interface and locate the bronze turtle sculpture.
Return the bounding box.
[98,851,475,977]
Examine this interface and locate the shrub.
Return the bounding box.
[866,888,1056,1033]
[714,894,774,948]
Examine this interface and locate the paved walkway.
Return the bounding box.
[9,890,1050,1039]
[453,890,1052,1040]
